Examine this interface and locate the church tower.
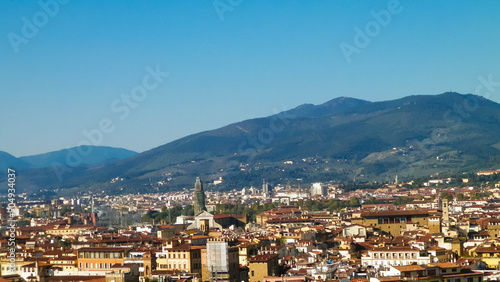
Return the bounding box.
[194,177,206,215]
[442,198,449,221]
[441,198,450,235]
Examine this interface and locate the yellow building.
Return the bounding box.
[238,242,258,266]
[77,247,129,271]
[487,218,500,238]
[256,208,301,226]
[472,245,500,268]
[351,209,439,235]
[0,259,35,276]
[391,262,483,282]
[46,224,97,236]
[49,257,78,272]
[248,254,279,282]
[428,215,442,234]
[156,243,203,274]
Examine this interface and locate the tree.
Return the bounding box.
[61,206,72,216]
[349,197,360,207]
[394,197,412,206]
[440,192,453,202]
[456,193,466,201]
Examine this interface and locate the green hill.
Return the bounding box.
[19,146,137,168]
[6,92,500,196]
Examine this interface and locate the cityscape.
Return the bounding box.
[2,1,500,282]
[3,172,500,282]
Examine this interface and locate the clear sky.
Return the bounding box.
[1,1,499,157]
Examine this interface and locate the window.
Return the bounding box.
[184,254,186,258]
[100,263,103,269]
[85,263,89,269]
[252,271,255,277]
[79,263,82,269]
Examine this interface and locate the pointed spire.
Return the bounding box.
[194,177,206,215]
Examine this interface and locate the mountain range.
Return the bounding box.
[3,92,500,197]
[0,146,136,172]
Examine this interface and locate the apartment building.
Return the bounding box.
[361,246,431,267]
[77,247,129,271]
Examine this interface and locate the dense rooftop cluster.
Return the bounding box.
[3,174,500,282]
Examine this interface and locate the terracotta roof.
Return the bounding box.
[371,246,418,252]
[442,273,482,278]
[248,254,279,262]
[428,262,459,269]
[45,276,105,282]
[360,209,438,217]
[394,265,426,272]
[213,214,234,219]
[110,263,137,268]
[474,246,500,253]
[377,278,403,282]
[77,247,129,252]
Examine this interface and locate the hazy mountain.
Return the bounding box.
[7,93,500,196]
[19,146,138,168]
[0,151,33,171]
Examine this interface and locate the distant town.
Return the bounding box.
[3,169,500,282]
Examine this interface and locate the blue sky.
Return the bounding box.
[1,1,499,157]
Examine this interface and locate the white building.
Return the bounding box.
[361,246,431,268]
[342,224,367,238]
[310,182,327,196]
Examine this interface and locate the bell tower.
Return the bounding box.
[194,177,206,215]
